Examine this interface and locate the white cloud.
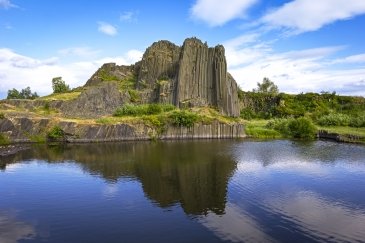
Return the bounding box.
[58,47,101,57]
[97,22,118,36]
[120,10,138,22]
[332,53,365,64]
[262,0,365,33]
[0,48,142,98]
[190,0,258,26]
[224,34,365,96]
[126,49,143,63]
[0,0,17,9]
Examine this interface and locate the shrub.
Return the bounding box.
[0,112,5,119]
[147,103,162,115]
[128,90,140,103]
[287,117,317,139]
[349,116,365,128]
[169,110,199,127]
[240,108,256,120]
[47,126,64,140]
[267,118,291,135]
[114,104,147,116]
[267,117,317,139]
[317,113,351,126]
[0,133,10,145]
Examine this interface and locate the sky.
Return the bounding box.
[1,0,365,98]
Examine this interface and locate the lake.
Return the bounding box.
[1,140,365,242]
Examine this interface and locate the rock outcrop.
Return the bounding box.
[175,38,239,116]
[62,82,130,118]
[84,37,240,117]
[0,117,245,143]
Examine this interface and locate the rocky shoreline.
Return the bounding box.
[0,144,30,157]
[317,130,365,144]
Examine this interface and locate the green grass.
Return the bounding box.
[29,134,46,143]
[245,126,282,139]
[119,75,137,90]
[114,103,176,117]
[39,91,81,101]
[247,119,365,139]
[245,120,282,138]
[318,126,365,137]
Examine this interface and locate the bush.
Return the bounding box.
[240,108,256,120]
[267,117,317,139]
[114,104,147,116]
[349,116,365,128]
[267,118,290,135]
[47,126,64,140]
[0,112,5,119]
[169,110,199,127]
[0,133,10,145]
[317,113,351,126]
[287,117,317,139]
[128,90,140,103]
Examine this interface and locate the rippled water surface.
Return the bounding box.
[1,140,365,242]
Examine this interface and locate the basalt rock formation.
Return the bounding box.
[85,37,240,117]
[0,38,245,144]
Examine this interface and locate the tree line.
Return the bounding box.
[6,77,70,99]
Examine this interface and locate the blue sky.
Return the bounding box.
[1,0,365,98]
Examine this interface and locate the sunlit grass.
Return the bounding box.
[318,126,365,137]
[39,91,81,101]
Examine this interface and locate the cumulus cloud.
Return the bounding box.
[0,48,142,98]
[331,53,365,64]
[0,0,17,9]
[262,0,365,33]
[224,34,365,96]
[190,0,258,26]
[97,22,118,36]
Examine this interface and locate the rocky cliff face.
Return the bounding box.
[84,37,240,117]
[176,38,239,116]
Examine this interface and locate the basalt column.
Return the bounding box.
[176,38,239,117]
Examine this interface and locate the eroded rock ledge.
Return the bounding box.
[0,117,244,143]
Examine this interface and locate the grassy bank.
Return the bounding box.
[246,119,365,142]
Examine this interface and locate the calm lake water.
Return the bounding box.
[1,140,365,243]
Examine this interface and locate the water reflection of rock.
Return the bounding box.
[1,141,237,215]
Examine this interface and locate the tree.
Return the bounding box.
[52,77,70,93]
[7,87,39,100]
[7,88,21,99]
[253,77,279,94]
